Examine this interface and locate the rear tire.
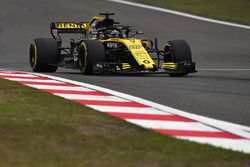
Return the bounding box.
[29,38,59,72]
[78,40,105,75]
[164,40,192,76]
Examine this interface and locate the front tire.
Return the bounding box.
[164,40,192,76]
[29,38,59,72]
[78,40,105,75]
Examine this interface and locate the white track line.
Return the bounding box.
[6,78,63,83]
[0,73,36,77]
[106,0,250,30]
[178,137,250,153]
[54,93,129,102]
[26,85,93,91]
[198,69,250,71]
[88,105,172,115]
[127,119,220,132]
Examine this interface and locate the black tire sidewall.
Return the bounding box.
[79,40,105,75]
[164,40,192,63]
[164,40,192,77]
[30,38,59,72]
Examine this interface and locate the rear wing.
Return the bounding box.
[50,22,89,34]
[50,16,102,41]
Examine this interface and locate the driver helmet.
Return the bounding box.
[108,30,121,38]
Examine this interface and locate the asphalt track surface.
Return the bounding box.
[1,0,250,126]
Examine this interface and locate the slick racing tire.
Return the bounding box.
[164,40,192,76]
[29,38,59,72]
[79,40,105,75]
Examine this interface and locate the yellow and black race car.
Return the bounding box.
[29,13,196,76]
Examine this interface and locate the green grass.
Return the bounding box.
[129,0,250,25]
[0,78,250,167]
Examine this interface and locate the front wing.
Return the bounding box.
[93,61,196,75]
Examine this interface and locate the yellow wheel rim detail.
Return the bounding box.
[80,42,88,73]
[31,42,37,68]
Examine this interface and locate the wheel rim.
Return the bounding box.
[79,42,88,73]
[29,42,37,69]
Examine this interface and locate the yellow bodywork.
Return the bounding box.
[162,62,177,70]
[116,63,131,71]
[102,38,156,70]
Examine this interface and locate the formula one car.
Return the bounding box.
[29,13,196,76]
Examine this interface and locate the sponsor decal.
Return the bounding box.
[55,23,84,29]
[106,42,119,48]
[135,51,149,59]
[128,45,142,50]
